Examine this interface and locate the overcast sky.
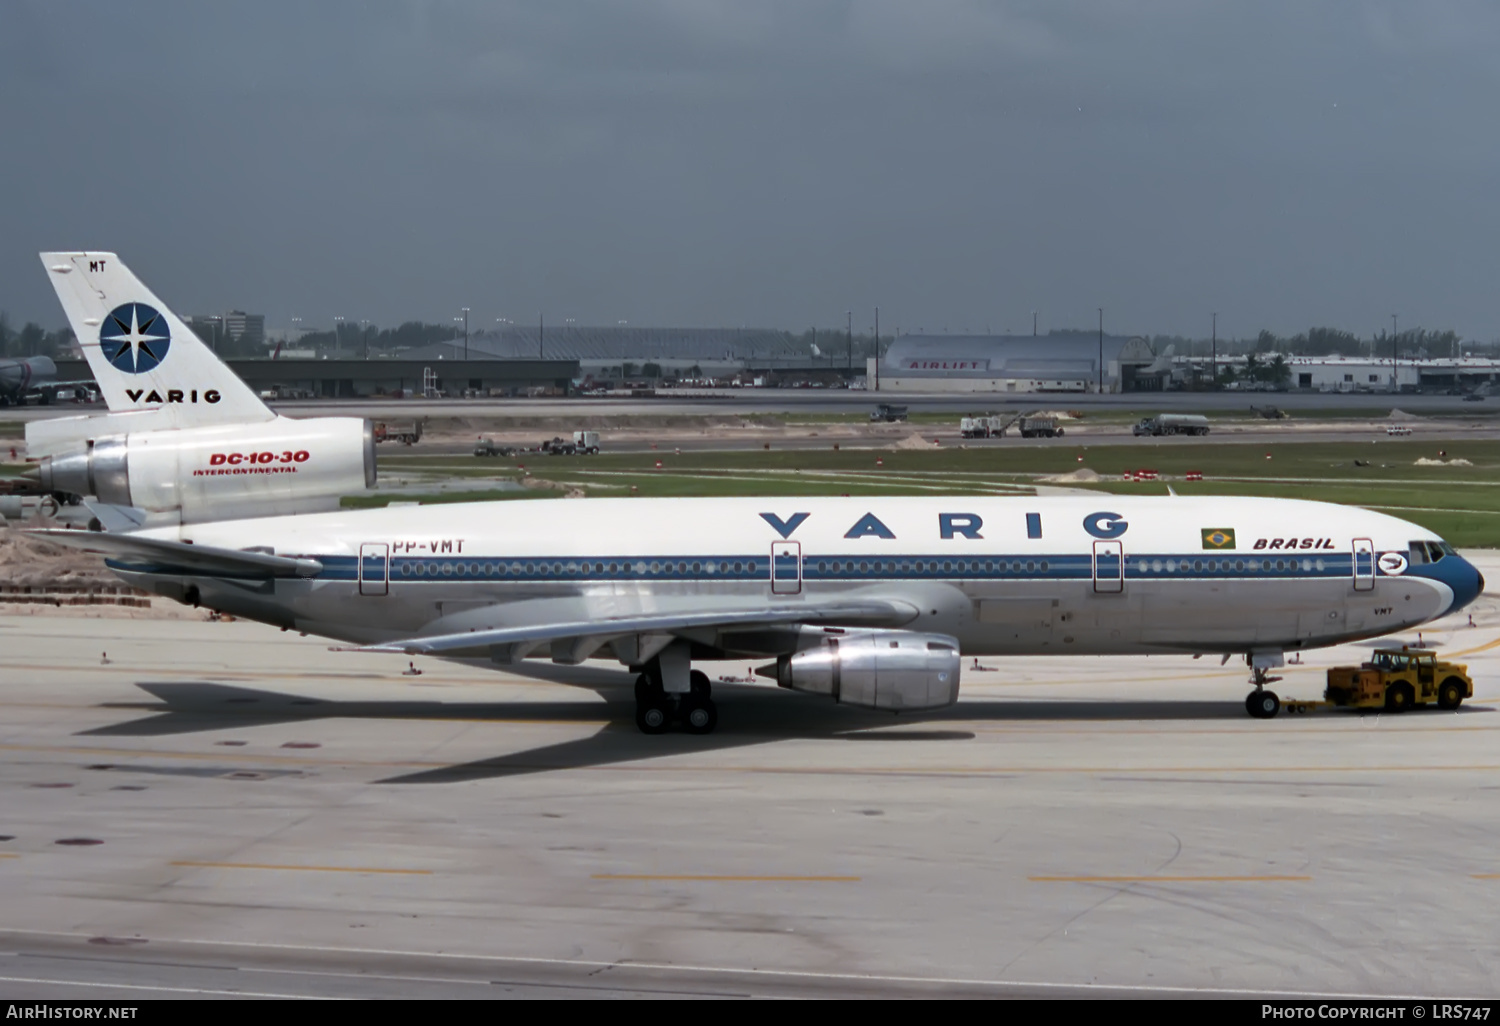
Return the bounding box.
[4,1,1499,340]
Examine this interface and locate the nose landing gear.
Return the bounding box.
[633,659,718,735]
[1245,663,1283,719]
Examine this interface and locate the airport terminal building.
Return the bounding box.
[873,332,1164,393]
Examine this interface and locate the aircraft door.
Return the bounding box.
[1352,538,1375,591]
[771,541,802,595]
[1092,540,1124,594]
[359,542,389,596]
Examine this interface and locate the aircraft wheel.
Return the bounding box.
[682,698,718,735]
[689,670,712,700]
[1385,682,1416,713]
[1437,678,1466,711]
[1245,690,1280,719]
[636,701,671,735]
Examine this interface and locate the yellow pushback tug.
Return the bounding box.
[1284,648,1473,714]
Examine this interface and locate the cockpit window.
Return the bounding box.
[1411,541,1447,563]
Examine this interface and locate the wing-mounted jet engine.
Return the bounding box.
[759,629,962,711]
[30,416,374,524]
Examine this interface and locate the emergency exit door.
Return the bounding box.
[771,541,801,594]
[1352,538,1375,591]
[1093,540,1124,593]
[359,543,389,596]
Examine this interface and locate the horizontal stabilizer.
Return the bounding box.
[81,499,148,532]
[26,529,321,579]
[354,599,916,656]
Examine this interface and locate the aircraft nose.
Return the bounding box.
[1449,557,1485,615]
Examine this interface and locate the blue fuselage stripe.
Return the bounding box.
[309,551,1373,584]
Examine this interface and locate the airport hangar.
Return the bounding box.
[49,353,581,399]
[870,332,1166,394]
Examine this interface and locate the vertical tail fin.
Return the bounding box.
[39,252,273,427]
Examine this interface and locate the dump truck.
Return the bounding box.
[1018,415,1063,438]
[1133,413,1210,437]
[1318,648,1472,712]
[373,421,423,445]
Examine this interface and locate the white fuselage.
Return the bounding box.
[119,494,1475,660]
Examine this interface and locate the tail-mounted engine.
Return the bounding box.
[760,629,961,711]
[32,416,374,524]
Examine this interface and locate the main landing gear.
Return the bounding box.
[1245,664,1283,719]
[634,663,717,735]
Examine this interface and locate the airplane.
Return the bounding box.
[22,252,1484,737]
[34,493,1484,734]
[0,355,57,406]
[26,252,373,523]
[0,355,95,407]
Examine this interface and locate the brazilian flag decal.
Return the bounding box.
[1201,528,1236,549]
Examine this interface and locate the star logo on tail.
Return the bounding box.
[100,302,171,373]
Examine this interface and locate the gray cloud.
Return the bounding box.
[4,1,1500,340]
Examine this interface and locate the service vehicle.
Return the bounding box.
[473,438,516,457]
[870,404,909,423]
[1385,425,1413,436]
[960,416,998,438]
[1325,647,1472,711]
[1283,647,1473,715]
[1133,413,1210,437]
[1018,415,1063,438]
[374,421,423,445]
[538,431,601,456]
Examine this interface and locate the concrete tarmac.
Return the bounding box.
[2,564,1499,999]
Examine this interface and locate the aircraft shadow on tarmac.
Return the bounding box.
[72,668,1438,784]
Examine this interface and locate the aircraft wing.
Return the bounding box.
[355,599,917,659]
[26,528,323,579]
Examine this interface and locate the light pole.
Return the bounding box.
[846,311,852,372]
[1211,312,1217,389]
[874,307,879,360]
[461,307,470,360]
[333,316,344,355]
[359,319,371,360]
[1391,313,1398,389]
[1097,308,1104,393]
[1032,310,1037,337]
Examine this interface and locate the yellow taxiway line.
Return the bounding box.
[1030,874,1311,883]
[592,874,859,882]
[170,860,432,875]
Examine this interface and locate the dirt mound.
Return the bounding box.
[1039,467,1102,483]
[894,433,937,450]
[1414,457,1473,467]
[1387,409,1423,422]
[0,523,116,588]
